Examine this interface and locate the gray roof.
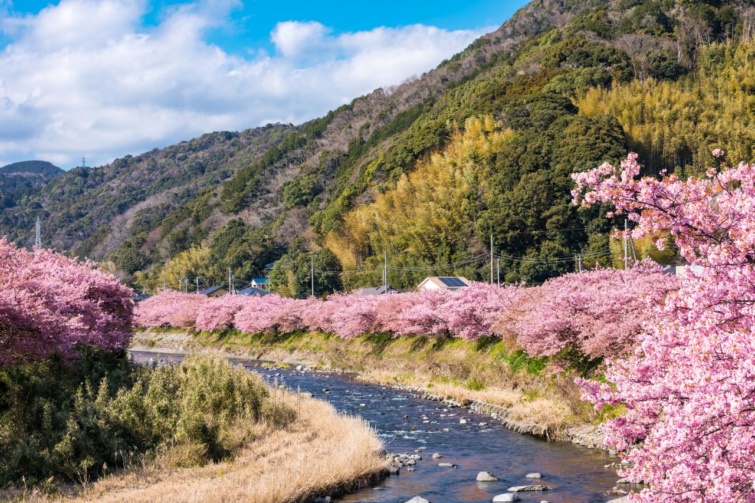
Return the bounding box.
[237,286,271,297]
[357,285,396,296]
[200,285,227,296]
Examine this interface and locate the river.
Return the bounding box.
[130,350,620,503]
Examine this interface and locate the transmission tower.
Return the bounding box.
[34,217,41,249]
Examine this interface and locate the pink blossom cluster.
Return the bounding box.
[135,274,674,363]
[573,153,755,502]
[0,238,133,364]
[195,295,246,332]
[234,295,311,334]
[508,262,677,361]
[135,283,523,340]
[134,290,205,329]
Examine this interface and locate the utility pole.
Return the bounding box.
[490,234,494,284]
[311,256,315,297]
[624,219,629,270]
[497,258,501,286]
[629,236,638,262]
[578,254,583,272]
[228,267,232,293]
[162,277,166,290]
[196,277,200,294]
[34,217,41,249]
[383,250,388,292]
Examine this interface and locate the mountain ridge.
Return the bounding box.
[0,160,64,210]
[0,160,63,176]
[1,0,753,292]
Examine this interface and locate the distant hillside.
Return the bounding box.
[0,161,63,209]
[1,0,753,294]
[0,161,63,176]
[0,125,294,258]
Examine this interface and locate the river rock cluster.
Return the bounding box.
[388,452,423,474]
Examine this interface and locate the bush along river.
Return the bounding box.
[130,351,622,503]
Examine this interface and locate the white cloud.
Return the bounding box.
[0,0,490,168]
[271,21,329,58]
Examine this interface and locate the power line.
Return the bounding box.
[318,250,612,275]
[331,254,488,275]
[495,250,612,263]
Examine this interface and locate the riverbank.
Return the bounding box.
[132,328,607,450]
[14,389,388,503]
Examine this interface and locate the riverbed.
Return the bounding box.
[130,350,620,503]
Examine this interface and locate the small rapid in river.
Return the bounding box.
[130,351,619,503]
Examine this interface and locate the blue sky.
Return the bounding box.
[0,0,529,168]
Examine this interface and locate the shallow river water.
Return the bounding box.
[130,351,619,503]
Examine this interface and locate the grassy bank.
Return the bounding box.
[24,397,387,503]
[3,353,388,503]
[132,329,603,441]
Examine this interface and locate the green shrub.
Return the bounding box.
[464,378,486,391]
[0,351,295,488]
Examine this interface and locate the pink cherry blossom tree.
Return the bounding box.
[0,238,133,364]
[389,290,452,337]
[135,290,204,329]
[233,294,306,335]
[573,153,755,502]
[195,295,246,332]
[442,282,522,340]
[507,264,677,362]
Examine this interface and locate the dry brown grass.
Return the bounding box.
[19,392,388,503]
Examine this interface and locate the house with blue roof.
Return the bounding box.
[417,276,470,292]
[251,277,269,290]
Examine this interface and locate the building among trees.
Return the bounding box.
[357,285,397,295]
[237,285,270,297]
[417,276,470,291]
[199,285,228,297]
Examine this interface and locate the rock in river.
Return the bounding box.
[492,494,520,502]
[526,472,543,478]
[405,497,430,503]
[477,471,499,482]
[508,485,549,492]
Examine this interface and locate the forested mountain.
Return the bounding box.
[1,0,753,294]
[0,161,63,176]
[0,126,294,260]
[0,161,62,209]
